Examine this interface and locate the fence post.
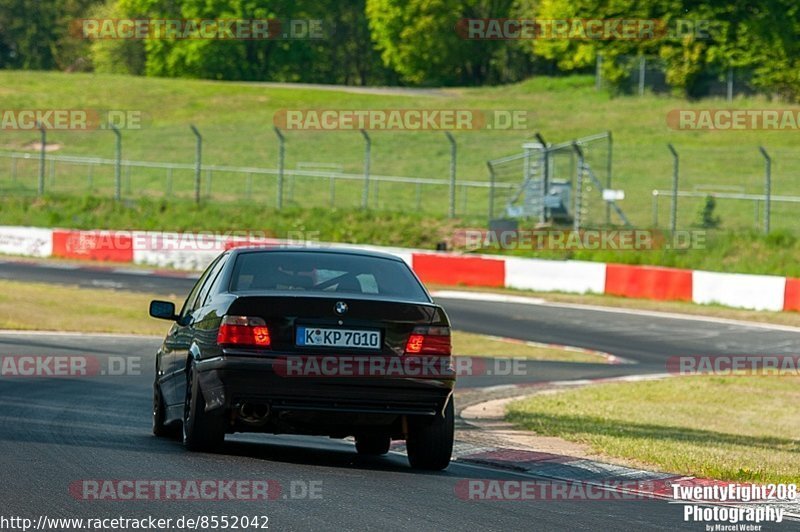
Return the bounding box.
[273,126,285,209]
[606,131,613,225]
[638,56,646,96]
[110,124,122,201]
[571,142,584,231]
[38,123,46,196]
[759,146,771,234]
[487,162,496,224]
[190,125,202,204]
[652,190,659,227]
[534,132,549,223]
[360,129,371,209]
[595,53,602,90]
[667,143,679,233]
[444,131,456,218]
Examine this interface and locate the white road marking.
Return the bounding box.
[432,290,546,305]
[433,290,800,333]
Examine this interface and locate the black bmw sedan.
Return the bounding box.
[149,247,455,470]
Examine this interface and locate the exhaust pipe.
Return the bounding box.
[238,402,270,426]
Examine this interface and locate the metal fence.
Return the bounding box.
[0,150,508,220]
[486,132,630,229]
[596,54,756,99]
[648,145,800,234]
[3,126,799,233]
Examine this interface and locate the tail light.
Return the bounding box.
[405,326,451,356]
[217,316,271,348]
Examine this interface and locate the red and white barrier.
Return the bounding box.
[505,257,606,294]
[0,226,53,258]
[3,226,799,313]
[692,270,786,311]
[605,264,693,302]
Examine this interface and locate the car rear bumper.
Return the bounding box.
[195,353,456,418]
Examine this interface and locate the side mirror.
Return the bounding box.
[149,300,177,321]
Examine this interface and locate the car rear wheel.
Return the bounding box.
[182,364,226,452]
[406,397,454,471]
[355,434,391,456]
[152,381,178,438]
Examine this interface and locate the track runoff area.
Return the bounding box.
[0,253,798,529]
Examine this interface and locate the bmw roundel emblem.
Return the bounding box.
[334,301,348,315]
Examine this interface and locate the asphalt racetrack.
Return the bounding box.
[0,260,797,530]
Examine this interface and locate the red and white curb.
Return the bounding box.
[455,446,799,517]
[388,440,800,517]
[461,372,667,394]
[3,225,800,312]
[444,375,800,518]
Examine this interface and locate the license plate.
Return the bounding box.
[296,327,381,349]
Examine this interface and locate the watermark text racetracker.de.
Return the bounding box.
[0,109,142,130]
[454,229,706,251]
[273,109,531,131]
[667,109,800,130]
[69,479,322,501]
[72,18,326,40]
[0,355,141,377]
[275,355,542,378]
[59,230,323,255]
[667,355,800,376]
[456,479,661,501]
[456,18,711,40]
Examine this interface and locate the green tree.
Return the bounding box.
[521,0,800,99]
[0,0,104,70]
[366,0,528,85]
[108,0,391,84]
[88,0,145,74]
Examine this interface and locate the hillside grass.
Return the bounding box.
[2,71,800,230]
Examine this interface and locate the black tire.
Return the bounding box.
[355,434,391,456]
[406,397,454,471]
[152,381,179,438]
[182,363,226,452]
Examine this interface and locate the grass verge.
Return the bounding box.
[0,279,599,363]
[0,279,181,336]
[506,377,800,483]
[5,195,800,277]
[451,331,603,363]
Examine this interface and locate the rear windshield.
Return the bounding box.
[229,251,429,301]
